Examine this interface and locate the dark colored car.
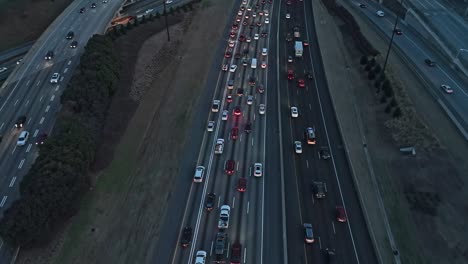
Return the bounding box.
[230,31,237,38]
[230,243,242,263]
[225,159,236,175]
[180,227,192,247]
[394,28,402,35]
[245,122,252,133]
[205,193,216,211]
[15,115,26,128]
[225,48,233,58]
[231,127,239,140]
[36,133,48,145]
[233,106,242,116]
[286,33,292,41]
[359,3,367,8]
[336,206,347,222]
[261,31,267,37]
[287,70,294,80]
[45,50,54,60]
[425,59,435,67]
[66,31,74,39]
[325,248,336,263]
[249,24,255,29]
[239,34,246,42]
[79,7,86,13]
[249,76,256,86]
[257,84,264,94]
[70,41,78,49]
[237,87,244,96]
[319,149,331,159]
[91,3,97,8]
[235,53,241,59]
[232,23,239,30]
[306,71,314,79]
[237,178,246,192]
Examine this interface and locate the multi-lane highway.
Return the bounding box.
[351,0,468,137]
[0,0,123,262]
[154,0,377,263]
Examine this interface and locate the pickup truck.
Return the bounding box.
[218,205,231,229]
[215,139,225,154]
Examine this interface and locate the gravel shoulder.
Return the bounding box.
[14,1,233,263]
[312,0,468,264]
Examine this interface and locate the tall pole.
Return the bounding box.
[163,1,170,42]
[382,12,400,73]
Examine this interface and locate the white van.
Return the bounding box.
[251,58,257,69]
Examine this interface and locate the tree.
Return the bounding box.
[360,55,368,65]
[134,17,140,26]
[141,15,147,24]
[169,7,174,15]
[380,94,387,103]
[373,64,381,74]
[149,13,154,21]
[126,22,133,30]
[378,72,386,83]
[364,64,372,71]
[385,104,392,113]
[368,71,376,80]
[155,12,161,19]
[384,84,394,98]
[374,80,381,89]
[393,107,402,118]
[390,98,397,107]
[368,57,376,67]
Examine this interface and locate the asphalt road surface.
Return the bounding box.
[354,0,468,136]
[0,0,123,262]
[153,0,377,263]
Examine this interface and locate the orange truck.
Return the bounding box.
[111,16,135,26]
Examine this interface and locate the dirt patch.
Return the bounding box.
[15,0,233,263]
[313,0,468,263]
[0,0,73,52]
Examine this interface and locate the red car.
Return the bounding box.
[237,178,247,192]
[226,94,233,103]
[287,70,294,80]
[231,127,239,140]
[231,243,242,263]
[225,160,236,175]
[303,40,309,47]
[233,106,242,116]
[239,34,246,42]
[297,79,305,88]
[336,206,347,222]
[232,24,239,30]
[225,48,233,58]
[230,31,236,38]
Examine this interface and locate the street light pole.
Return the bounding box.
[163,1,170,42]
[382,12,400,73]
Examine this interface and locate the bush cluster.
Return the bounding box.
[0,35,120,248]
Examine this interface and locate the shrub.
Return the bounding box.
[378,72,386,82]
[374,80,381,89]
[368,71,376,80]
[360,55,368,65]
[373,64,381,74]
[393,107,402,118]
[384,84,394,98]
[364,64,372,71]
[368,57,376,67]
[390,98,398,107]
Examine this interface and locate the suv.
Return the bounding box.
[193,166,205,183]
[45,50,54,60]
[195,250,207,264]
[305,127,316,144]
[313,181,327,199]
[180,227,192,247]
[304,223,314,243]
[15,115,26,128]
[225,160,235,175]
[66,31,74,39]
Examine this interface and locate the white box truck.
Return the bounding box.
[251,58,257,69]
[295,41,303,57]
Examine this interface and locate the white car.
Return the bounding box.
[376,10,384,17]
[17,131,29,146]
[0,67,7,73]
[50,73,60,83]
[193,166,205,183]
[102,0,108,3]
[254,33,259,40]
[212,100,220,112]
[291,106,299,118]
[222,110,229,120]
[259,104,266,115]
[265,18,269,24]
[238,10,243,16]
[264,10,269,16]
[165,0,173,3]
[288,56,293,63]
[261,62,267,68]
[253,163,263,177]
[145,8,153,14]
[207,121,215,131]
[294,141,302,154]
[228,40,235,47]
[247,6,252,11]
[222,64,228,71]
[246,37,251,43]
[252,12,257,17]
[195,251,207,264]
[261,48,268,56]
[230,64,237,72]
[16,58,23,65]
[285,13,291,19]
[441,84,453,94]
[247,95,254,105]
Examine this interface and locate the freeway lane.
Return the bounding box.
[0,0,124,263]
[355,0,468,134]
[276,0,378,263]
